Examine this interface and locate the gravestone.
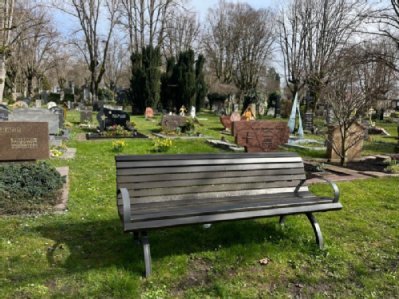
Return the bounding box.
[0,105,9,121]
[230,112,241,122]
[274,95,281,117]
[233,121,290,152]
[220,115,232,131]
[267,107,275,117]
[304,112,314,132]
[0,122,49,161]
[9,108,59,135]
[220,113,241,131]
[35,100,42,108]
[50,106,64,129]
[161,115,187,132]
[80,110,93,123]
[190,106,196,118]
[97,107,132,131]
[258,104,265,116]
[326,122,365,162]
[47,101,57,110]
[145,107,154,119]
[326,108,335,124]
[104,104,123,111]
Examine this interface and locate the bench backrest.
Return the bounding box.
[115,152,306,205]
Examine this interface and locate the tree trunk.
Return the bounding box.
[0,55,6,103]
[27,76,33,97]
[340,129,347,166]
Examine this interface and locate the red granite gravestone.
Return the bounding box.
[0,122,49,161]
[220,115,232,130]
[232,120,290,152]
[220,113,242,131]
[145,107,154,118]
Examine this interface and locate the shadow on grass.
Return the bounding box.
[208,127,226,132]
[363,141,396,154]
[35,217,310,276]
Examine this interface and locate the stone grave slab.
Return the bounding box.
[327,122,365,162]
[9,108,59,135]
[80,110,93,123]
[50,106,64,129]
[232,120,290,152]
[0,122,49,161]
[0,105,9,121]
[161,115,187,132]
[304,111,314,132]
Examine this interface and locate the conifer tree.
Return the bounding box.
[195,54,207,112]
[130,45,161,113]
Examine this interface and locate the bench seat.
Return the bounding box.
[119,192,341,231]
[115,152,342,277]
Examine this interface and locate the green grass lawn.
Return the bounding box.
[1,111,398,298]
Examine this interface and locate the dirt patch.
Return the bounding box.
[171,257,214,296]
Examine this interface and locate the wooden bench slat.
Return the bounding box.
[115,152,298,162]
[117,190,315,213]
[116,168,305,183]
[117,162,304,175]
[124,203,343,231]
[116,157,303,168]
[121,186,310,204]
[123,180,303,198]
[128,196,329,222]
[120,174,306,190]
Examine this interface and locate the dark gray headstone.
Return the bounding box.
[97,107,131,131]
[50,106,64,129]
[274,95,281,117]
[304,112,314,132]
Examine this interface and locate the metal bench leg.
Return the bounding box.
[279,215,287,225]
[141,233,152,277]
[306,213,324,249]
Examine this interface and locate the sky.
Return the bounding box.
[189,0,278,18]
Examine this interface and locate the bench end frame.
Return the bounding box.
[118,188,132,227]
[295,178,340,203]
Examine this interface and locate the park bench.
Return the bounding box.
[115,152,342,277]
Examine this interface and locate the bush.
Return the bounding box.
[112,140,127,152]
[385,160,399,174]
[0,162,66,214]
[152,138,173,152]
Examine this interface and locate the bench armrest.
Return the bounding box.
[295,178,340,203]
[118,188,131,225]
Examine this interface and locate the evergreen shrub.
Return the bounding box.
[0,162,65,214]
